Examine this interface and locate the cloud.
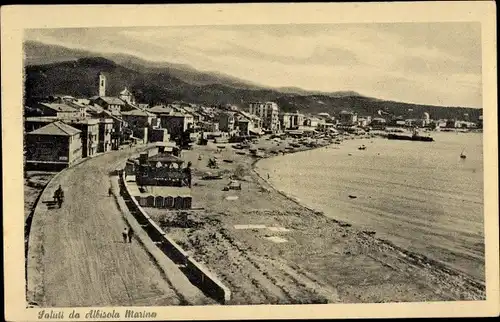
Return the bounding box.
[24,23,482,107]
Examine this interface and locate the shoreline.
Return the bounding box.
[252,137,485,287]
[144,134,485,304]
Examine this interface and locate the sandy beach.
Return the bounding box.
[143,135,485,305]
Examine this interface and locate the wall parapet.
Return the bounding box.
[119,169,231,304]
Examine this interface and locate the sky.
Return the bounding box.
[25,23,482,108]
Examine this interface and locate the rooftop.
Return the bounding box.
[25,116,58,123]
[86,104,105,115]
[147,153,184,163]
[121,109,155,117]
[28,121,81,136]
[148,105,173,114]
[97,96,125,105]
[39,103,77,113]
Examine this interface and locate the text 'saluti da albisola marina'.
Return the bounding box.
[23,23,485,307]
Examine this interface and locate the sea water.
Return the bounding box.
[255,132,484,281]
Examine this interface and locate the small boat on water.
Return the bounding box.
[387,129,434,142]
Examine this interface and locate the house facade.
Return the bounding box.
[280,112,304,130]
[64,119,100,158]
[248,101,280,133]
[91,97,125,115]
[157,113,194,139]
[25,121,83,170]
[97,118,114,153]
[218,111,236,132]
[339,111,358,125]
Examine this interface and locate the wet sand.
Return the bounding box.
[144,135,485,305]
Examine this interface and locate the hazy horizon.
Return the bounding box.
[25,23,482,108]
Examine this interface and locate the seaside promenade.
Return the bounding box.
[26,146,211,307]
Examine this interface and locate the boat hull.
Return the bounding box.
[387,134,434,142]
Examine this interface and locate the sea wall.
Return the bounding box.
[119,170,231,303]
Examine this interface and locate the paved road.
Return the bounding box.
[28,147,211,307]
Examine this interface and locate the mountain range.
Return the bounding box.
[23,41,481,121]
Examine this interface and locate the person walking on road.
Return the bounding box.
[127,227,134,243]
[122,227,129,243]
[108,186,112,197]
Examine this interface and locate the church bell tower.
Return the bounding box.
[98,72,106,97]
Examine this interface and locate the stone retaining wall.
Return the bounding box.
[119,170,231,303]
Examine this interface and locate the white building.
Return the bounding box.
[248,101,280,133]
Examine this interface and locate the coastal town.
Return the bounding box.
[24,71,482,173]
[24,71,486,307]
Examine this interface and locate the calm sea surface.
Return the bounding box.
[255,132,484,281]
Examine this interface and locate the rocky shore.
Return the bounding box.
[144,135,485,305]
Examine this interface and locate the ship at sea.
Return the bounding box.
[386,129,434,142]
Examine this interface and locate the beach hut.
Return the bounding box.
[146,195,155,207]
[183,197,192,209]
[154,196,164,208]
[164,196,174,209]
[174,196,184,209]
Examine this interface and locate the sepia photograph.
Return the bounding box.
[2,2,498,321]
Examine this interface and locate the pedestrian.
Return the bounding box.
[267,173,270,179]
[128,227,134,243]
[122,227,128,243]
[108,186,112,197]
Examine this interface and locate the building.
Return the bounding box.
[280,111,304,130]
[135,152,190,187]
[304,116,324,127]
[121,109,158,143]
[149,128,171,143]
[91,97,126,115]
[97,118,114,153]
[405,119,425,128]
[65,100,88,118]
[339,110,358,125]
[24,116,59,132]
[86,104,127,150]
[25,121,83,170]
[34,102,80,119]
[357,116,371,127]
[157,113,194,139]
[248,101,280,133]
[370,117,387,130]
[199,121,219,133]
[218,111,236,132]
[98,72,106,97]
[64,118,100,158]
[119,87,136,105]
[148,105,173,115]
[121,109,156,129]
[317,123,335,133]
